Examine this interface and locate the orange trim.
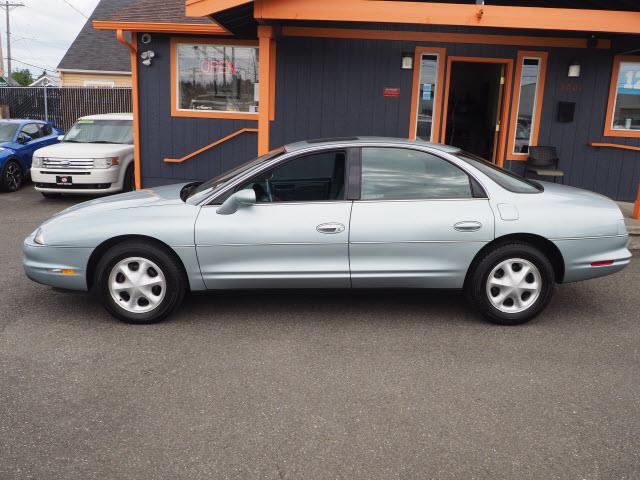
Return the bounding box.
[589,142,640,153]
[604,55,640,139]
[269,40,277,122]
[257,25,274,155]
[440,56,513,168]
[281,26,609,50]
[170,37,260,121]
[93,20,229,35]
[507,51,548,161]
[186,0,251,17]
[633,185,640,220]
[408,47,446,142]
[256,1,640,35]
[164,128,258,163]
[117,30,141,190]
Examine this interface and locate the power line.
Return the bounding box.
[4,56,56,73]
[58,0,88,19]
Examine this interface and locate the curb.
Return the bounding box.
[628,235,640,251]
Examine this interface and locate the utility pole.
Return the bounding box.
[3,1,24,85]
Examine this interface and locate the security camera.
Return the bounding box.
[141,33,152,44]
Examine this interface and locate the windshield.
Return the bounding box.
[64,119,133,144]
[455,150,542,194]
[187,147,286,202]
[0,123,19,143]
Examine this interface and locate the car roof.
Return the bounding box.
[284,136,461,153]
[0,119,46,125]
[77,113,133,121]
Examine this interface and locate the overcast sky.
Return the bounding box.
[1,0,100,77]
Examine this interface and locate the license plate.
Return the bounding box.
[56,175,72,186]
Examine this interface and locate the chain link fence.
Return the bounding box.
[0,86,132,132]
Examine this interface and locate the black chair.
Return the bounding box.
[524,146,565,183]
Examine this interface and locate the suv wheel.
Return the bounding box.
[466,243,556,325]
[95,241,186,324]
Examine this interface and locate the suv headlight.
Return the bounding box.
[32,156,43,168]
[34,228,45,245]
[94,157,120,169]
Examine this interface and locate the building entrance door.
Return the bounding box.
[442,58,512,164]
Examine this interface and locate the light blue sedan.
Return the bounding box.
[23,138,631,325]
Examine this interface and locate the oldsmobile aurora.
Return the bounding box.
[23,138,631,325]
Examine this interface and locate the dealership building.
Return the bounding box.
[94,0,640,217]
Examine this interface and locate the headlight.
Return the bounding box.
[94,157,120,169]
[32,156,43,168]
[34,228,45,245]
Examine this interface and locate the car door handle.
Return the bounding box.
[316,222,345,234]
[453,221,482,232]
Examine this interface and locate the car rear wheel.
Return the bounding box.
[1,160,23,192]
[466,243,555,325]
[94,241,186,324]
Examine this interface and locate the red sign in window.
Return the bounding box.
[383,87,401,97]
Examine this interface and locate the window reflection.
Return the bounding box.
[513,58,541,154]
[361,148,472,200]
[612,61,640,131]
[416,54,439,142]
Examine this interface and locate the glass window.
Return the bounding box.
[240,151,346,203]
[415,54,440,142]
[176,42,259,114]
[611,60,640,132]
[361,147,473,200]
[64,119,133,144]
[22,123,42,139]
[0,122,18,142]
[512,57,541,154]
[40,124,53,136]
[455,150,542,194]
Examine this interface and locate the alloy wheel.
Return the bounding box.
[485,258,542,314]
[108,257,167,314]
[5,162,21,190]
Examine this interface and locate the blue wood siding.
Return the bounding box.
[136,34,257,188]
[137,30,639,201]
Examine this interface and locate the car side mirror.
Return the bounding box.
[57,135,64,141]
[18,134,32,144]
[216,189,256,215]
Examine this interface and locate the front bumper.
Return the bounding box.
[23,235,92,291]
[31,167,122,194]
[554,235,632,283]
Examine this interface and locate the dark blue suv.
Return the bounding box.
[0,119,63,192]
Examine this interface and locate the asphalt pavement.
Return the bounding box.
[1,185,639,480]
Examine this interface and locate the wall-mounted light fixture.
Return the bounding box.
[140,50,155,67]
[568,60,581,78]
[401,52,413,70]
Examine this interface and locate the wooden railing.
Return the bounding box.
[164,128,258,164]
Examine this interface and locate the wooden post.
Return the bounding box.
[257,25,273,156]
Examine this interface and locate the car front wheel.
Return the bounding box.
[1,159,23,192]
[95,241,186,324]
[466,243,556,325]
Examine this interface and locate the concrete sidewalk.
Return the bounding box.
[618,202,640,250]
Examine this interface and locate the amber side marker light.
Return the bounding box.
[49,268,77,275]
[591,260,614,267]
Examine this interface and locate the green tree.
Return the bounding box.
[11,69,34,86]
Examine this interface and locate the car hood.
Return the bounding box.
[44,183,189,224]
[34,142,133,158]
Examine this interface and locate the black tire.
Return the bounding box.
[1,159,23,192]
[41,192,62,199]
[94,241,186,324]
[122,164,135,192]
[466,242,555,325]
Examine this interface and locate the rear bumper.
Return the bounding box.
[31,167,122,194]
[23,236,92,291]
[554,235,632,283]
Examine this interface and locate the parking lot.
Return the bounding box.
[1,185,639,479]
